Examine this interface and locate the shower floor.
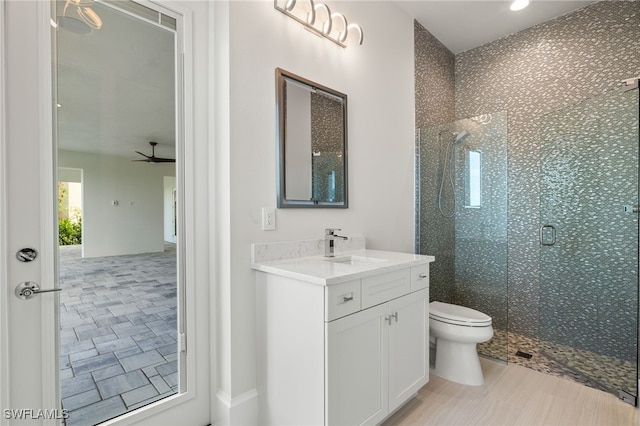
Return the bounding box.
[479,329,636,398]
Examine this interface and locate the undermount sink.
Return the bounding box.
[325,255,387,265]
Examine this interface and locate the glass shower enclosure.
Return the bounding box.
[416,112,509,362]
[539,85,639,402]
[417,84,639,403]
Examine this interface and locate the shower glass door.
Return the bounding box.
[417,112,508,362]
[539,85,639,401]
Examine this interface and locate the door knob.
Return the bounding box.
[15,282,62,300]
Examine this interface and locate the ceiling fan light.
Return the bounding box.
[510,0,531,11]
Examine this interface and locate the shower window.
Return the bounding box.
[465,148,482,208]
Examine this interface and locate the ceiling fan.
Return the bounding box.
[133,141,175,163]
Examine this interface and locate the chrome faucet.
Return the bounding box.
[325,228,348,257]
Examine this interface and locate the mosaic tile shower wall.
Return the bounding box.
[414,21,456,306]
[454,0,640,340]
[414,20,455,129]
[452,113,508,332]
[415,0,640,393]
[311,92,345,203]
[539,88,639,362]
[417,113,509,359]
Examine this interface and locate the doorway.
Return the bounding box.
[58,168,83,248]
[55,1,179,423]
[2,0,211,424]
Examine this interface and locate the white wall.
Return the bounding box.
[164,176,177,243]
[284,81,312,200]
[58,167,81,183]
[214,1,415,421]
[58,150,175,258]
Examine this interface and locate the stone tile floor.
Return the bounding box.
[59,245,178,426]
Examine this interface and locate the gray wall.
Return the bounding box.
[415,22,457,305]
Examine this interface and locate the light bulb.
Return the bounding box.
[510,0,531,11]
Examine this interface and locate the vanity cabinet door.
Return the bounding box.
[387,289,429,412]
[326,303,389,426]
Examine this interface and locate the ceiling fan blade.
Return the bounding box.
[133,143,175,163]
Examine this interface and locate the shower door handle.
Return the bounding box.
[539,224,556,246]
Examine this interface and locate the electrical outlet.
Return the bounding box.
[262,207,276,231]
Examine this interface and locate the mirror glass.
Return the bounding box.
[276,68,348,207]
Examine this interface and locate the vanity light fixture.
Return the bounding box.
[510,0,531,11]
[58,0,103,34]
[274,0,364,47]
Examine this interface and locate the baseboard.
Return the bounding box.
[214,388,258,425]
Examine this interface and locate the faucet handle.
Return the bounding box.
[325,228,342,235]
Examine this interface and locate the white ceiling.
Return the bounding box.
[56,0,176,159]
[394,0,597,54]
[56,0,598,159]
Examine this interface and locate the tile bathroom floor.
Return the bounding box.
[58,244,178,426]
[479,329,637,397]
[383,357,637,426]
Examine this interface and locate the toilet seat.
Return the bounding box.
[429,301,492,327]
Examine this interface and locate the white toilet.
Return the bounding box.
[429,301,493,386]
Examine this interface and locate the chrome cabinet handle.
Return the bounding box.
[385,313,398,325]
[15,282,62,300]
[418,273,428,279]
[338,293,354,304]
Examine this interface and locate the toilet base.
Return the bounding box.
[433,339,485,386]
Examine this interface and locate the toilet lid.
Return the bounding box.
[429,301,492,326]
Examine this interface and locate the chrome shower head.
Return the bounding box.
[453,130,469,144]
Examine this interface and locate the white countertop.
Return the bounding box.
[252,249,435,285]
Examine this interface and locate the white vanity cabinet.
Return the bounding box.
[326,287,428,425]
[255,253,432,426]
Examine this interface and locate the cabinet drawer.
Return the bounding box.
[326,279,361,322]
[411,264,430,291]
[361,269,411,309]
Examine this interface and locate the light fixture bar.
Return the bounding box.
[274,0,364,48]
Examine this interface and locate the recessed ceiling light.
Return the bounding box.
[510,0,531,11]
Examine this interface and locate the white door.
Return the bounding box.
[1,1,211,425]
[326,304,388,426]
[387,289,429,412]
